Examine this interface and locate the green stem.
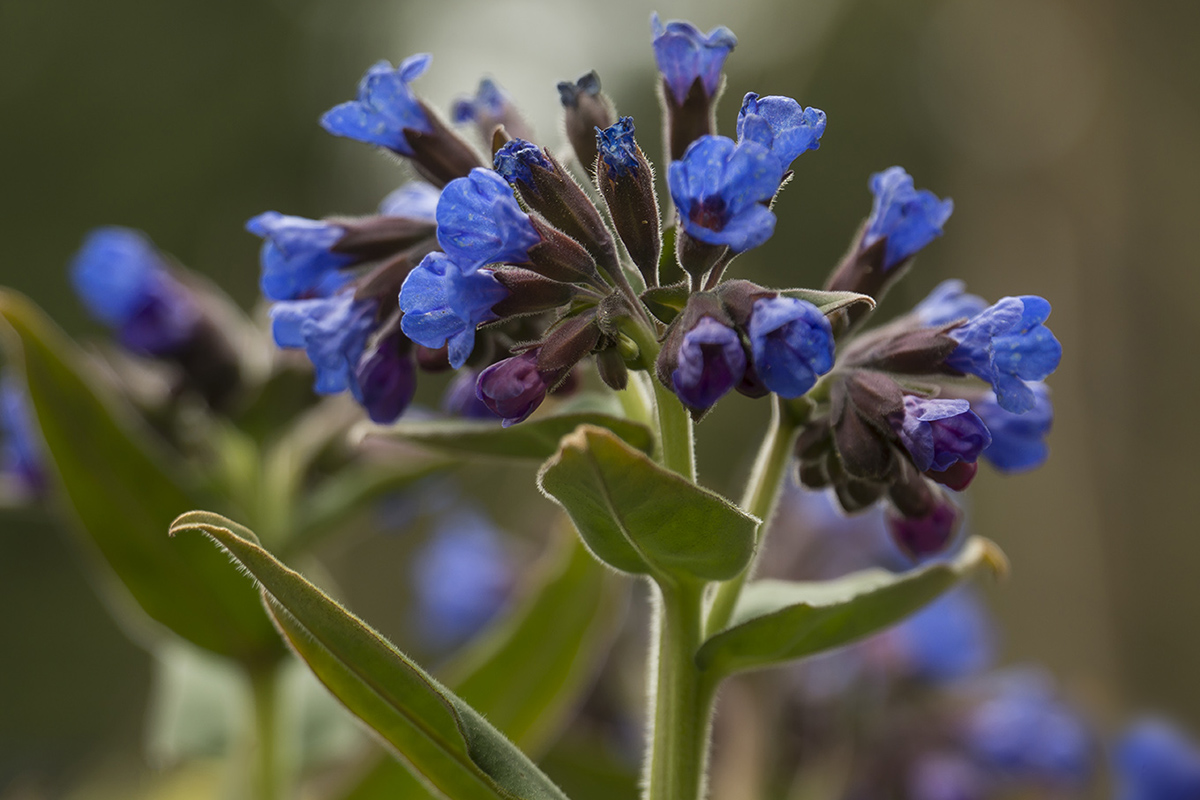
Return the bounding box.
[646,581,714,800]
[620,318,695,480]
[249,666,282,800]
[705,396,800,637]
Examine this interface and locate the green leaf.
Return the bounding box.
[0,291,283,663]
[696,537,1003,676]
[338,530,629,800]
[537,425,757,582]
[170,511,571,800]
[779,288,876,317]
[361,412,654,461]
[640,282,689,325]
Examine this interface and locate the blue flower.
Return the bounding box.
[1115,718,1200,800]
[245,212,355,301]
[672,316,747,409]
[436,168,541,273]
[69,227,201,356]
[475,350,552,427]
[270,292,378,394]
[1,376,44,493]
[747,296,834,398]
[353,328,416,424]
[451,78,509,125]
[493,138,553,189]
[947,296,1062,414]
[378,181,441,222]
[895,396,991,473]
[973,384,1053,472]
[668,135,782,252]
[736,93,826,172]
[863,167,954,271]
[650,13,737,104]
[966,670,1093,787]
[914,279,990,327]
[596,116,641,177]
[888,587,995,683]
[399,252,509,369]
[320,54,434,156]
[412,509,512,647]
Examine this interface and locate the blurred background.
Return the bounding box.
[1,0,1197,794]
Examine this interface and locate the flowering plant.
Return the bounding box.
[5,12,1193,800]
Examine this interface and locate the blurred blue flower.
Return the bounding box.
[493,138,553,189]
[451,78,509,125]
[747,296,834,398]
[378,181,441,222]
[915,280,989,327]
[973,384,1053,472]
[1115,718,1200,800]
[245,212,355,301]
[736,93,826,172]
[320,55,434,156]
[412,509,512,648]
[270,292,378,394]
[888,588,996,683]
[895,396,991,473]
[1,376,44,494]
[436,168,541,273]
[947,296,1062,415]
[442,370,501,419]
[668,135,782,252]
[863,167,954,271]
[909,754,985,800]
[650,13,737,104]
[69,227,201,356]
[672,316,746,409]
[966,670,1093,787]
[398,252,509,369]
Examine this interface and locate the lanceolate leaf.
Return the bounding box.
[360,413,655,461]
[0,291,282,664]
[779,288,876,317]
[537,425,758,582]
[696,537,1003,677]
[170,511,571,800]
[338,529,628,800]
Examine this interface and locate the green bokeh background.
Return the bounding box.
[1,0,1198,791]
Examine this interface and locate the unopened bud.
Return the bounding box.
[595,118,662,286]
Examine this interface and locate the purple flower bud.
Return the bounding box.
[1115,718,1200,800]
[476,350,552,427]
[442,370,501,419]
[436,168,542,273]
[650,13,737,104]
[747,296,835,398]
[320,55,435,156]
[973,384,1053,472]
[672,317,747,410]
[353,328,416,424]
[736,93,826,172]
[668,135,783,253]
[947,296,1061,414]
[887,498,961,560]
[69,227,201,356]
[863,167,954,271]
[895,396,991,474]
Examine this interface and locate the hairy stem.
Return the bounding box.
[249,666,282,800]
[705,396,800,636]
[646,581,714,800]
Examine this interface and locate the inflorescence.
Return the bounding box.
[67,13,1062,560]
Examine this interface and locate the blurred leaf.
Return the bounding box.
[640,282,689,325]
[696,537,1001,676]
[145,642,246,767]
[0,290,283,663]
[537,425,757,582]
[338,530,629,799]
[170,511,571,800]
[361,413,654,461]
[539,730,640,800]
[779,288,876,316]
